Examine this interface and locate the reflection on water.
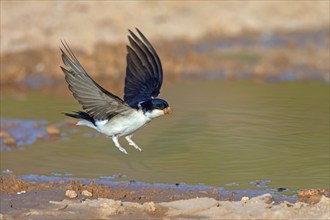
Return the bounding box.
[1,81,329,190]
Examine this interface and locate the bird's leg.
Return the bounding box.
[125,135,142,151]
[111,136,128,154]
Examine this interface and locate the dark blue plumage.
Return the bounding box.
[60,28,171,154]
[124,29,163,107]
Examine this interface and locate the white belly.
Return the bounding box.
[95,110,151,137]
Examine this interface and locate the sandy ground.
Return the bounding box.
[2,195,329,219]
[1,1,329,53]
[1,1,329,95]
[0,175,329,219]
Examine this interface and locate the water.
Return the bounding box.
[1,81,329,191]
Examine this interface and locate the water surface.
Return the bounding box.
[1,81,329,191]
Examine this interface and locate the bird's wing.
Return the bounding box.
[124,28,163,107]
[60,41,131,120]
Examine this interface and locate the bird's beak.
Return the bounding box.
[163,107,172,115]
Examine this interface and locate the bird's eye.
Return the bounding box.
[156,104,163,108]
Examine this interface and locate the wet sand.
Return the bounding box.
[0,175,329,219]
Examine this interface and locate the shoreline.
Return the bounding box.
[0,175,329,219]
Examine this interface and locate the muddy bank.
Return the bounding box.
[2,28,329,98]
[2,1,329,53]
[0,175,329,219]
[2,2,329,96]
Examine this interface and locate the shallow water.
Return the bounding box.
[1,81,329,191]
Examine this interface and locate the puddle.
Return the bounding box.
[1,81,329,191]
[0,118,73,151]
[0,119,48,151]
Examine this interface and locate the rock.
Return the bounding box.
[16,190,26,195]
[250,193,273,204]
[0,131,10,138]
[241,196,249,203]
[65,190,77,199]
[143,202,156,213]
[4,136,16,147]
[298,188,329,204]
[46,125,60,137]
[298,188,328,197]
[0,131,16,147]
[210,188,219,195]
[82,190,92,197]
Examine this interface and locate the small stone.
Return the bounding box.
[65,190,77,199]
[46,125,60,137]
[16,190,26,195]
[0,131,16,147]
[4,136,16,147]
[241,196,249,203]
[251,193,273,204]
[210,188,218,194]
[81,190,92,197]
[0,131,11,138]
[298,188,328,197]
[143,202,156,213]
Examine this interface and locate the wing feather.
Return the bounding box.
[124,28,163,107]
[60,41,131,120]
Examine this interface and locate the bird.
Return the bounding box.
[60,28,172,154]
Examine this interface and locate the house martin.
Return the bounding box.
[60,28,171,154]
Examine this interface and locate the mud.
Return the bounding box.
[0,118,77,151]
[0,175,329,219]
[2,28,329,98]
[2,2,329,94]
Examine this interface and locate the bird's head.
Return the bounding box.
[139,98,172,119]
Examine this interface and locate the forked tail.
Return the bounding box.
[64,111,95,126]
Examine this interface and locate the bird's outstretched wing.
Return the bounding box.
[60,41,131,120]
[124,28,163,107]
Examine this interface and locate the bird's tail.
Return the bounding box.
[64,111,95,126]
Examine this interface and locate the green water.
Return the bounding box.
[1,81,329,190]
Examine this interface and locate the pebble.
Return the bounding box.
[298,188,328,197]
[65,190,78,199]
[241,196,249,203]
[210,188,218,194]
[16,190,26,195]
[46,125,60,137]
[0,131,16,147]
[81,190,93,197]
[143,202,156,213]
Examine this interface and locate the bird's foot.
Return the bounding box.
[125,135,142,151]
[112,136,128,154]
[129,142,142,151]
[117,146,128,154]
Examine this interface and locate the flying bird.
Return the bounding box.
[60,28,171,154]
